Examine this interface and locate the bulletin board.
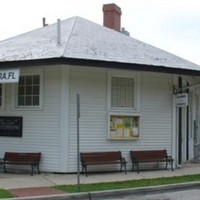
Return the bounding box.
[109,114,140,139]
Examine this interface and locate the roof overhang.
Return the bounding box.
[0,57,199,76]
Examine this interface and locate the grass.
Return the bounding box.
[0,189,14,199]
[53,174,200,193]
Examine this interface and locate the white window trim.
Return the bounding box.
[107,69,140,113]
[13,68,44,110]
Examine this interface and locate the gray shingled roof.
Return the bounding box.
[0,16,199,72]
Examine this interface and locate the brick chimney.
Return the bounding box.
[103,3,122,32]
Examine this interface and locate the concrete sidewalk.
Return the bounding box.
[0,162,200,189]
[1,162,200,199]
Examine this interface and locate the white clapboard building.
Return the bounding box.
[0,4,200,173]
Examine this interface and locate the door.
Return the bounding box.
[177,78,193,165]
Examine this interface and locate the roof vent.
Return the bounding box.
[42,18,48,27]
[103,3,122,32]
[57,19,61,46]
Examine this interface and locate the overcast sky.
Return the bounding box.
[0,0,200,65]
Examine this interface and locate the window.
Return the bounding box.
[18,75,40,106]
[0,84,3,107]
[15,69,43,109]
[108,70,140,112]
[0,84,5,109]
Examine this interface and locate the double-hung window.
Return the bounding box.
[108,70,140,112]
[15,69,43,109]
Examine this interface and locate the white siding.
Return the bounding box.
[0,64,173,173]
[68,66,173,172]
[0,66,62,172]
[140,72,173,151]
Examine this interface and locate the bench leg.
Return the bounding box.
[132,161,140,173]
[165,161,168,170]
[85,166,88,177]
[3,163,7,173]
[124,163,127,174]
[132,162,135,171]
[120,162,127,174]
[136,163,140,173]
[31,165,34,176]
[81,165,88,177]
[166,159,174,171]
[31,164,40,176]
[170,159,174,171]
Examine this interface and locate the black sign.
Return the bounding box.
[0,117,23,137]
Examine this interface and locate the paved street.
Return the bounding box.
[101,189,200,200]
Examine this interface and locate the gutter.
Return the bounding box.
[0,57,200,76]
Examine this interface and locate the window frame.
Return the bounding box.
[14,68,43,110]
[107,70,140,113]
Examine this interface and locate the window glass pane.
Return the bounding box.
[33,86,39,95]
[26,76,33,85]
[120,78,126,87]
[26,86,32,95]
[25,96,32,105]
[18,86,24,95]
[33,75,40,84]
[33,96,39,105]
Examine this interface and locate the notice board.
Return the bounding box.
[0,117,23,137]
[109,114,140,139]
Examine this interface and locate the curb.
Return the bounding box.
[7,181,200,200]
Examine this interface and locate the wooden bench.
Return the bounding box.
[130,149,174,173]
[3,152,41,176]
[80,151,127,176]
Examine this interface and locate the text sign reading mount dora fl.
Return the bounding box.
[0,69,20,83]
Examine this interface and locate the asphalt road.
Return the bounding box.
[102,189,200,200]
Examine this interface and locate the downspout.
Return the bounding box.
[186,82,189,160]
[178,76,182,164]
[172,75,177,168]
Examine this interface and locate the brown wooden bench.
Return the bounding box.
[130,149,174,173]
[80,151,127,176]
[3,152,41,176]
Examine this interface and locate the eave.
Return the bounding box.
[0,57,199,76]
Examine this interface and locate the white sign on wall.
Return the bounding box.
[0,69,20,83]
[175,93,188,107]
